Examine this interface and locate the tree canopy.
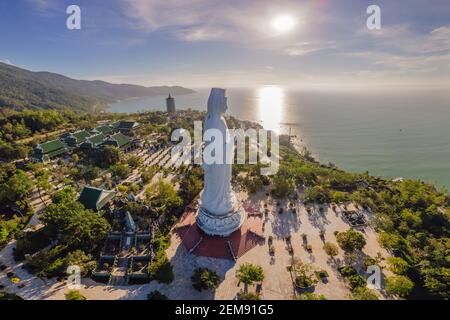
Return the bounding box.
[236,263,265,285]
[336,229,367,253]
[191,268,221,291]
[386,275,414,298]
[41,188,110,252]
[145,180,182,214]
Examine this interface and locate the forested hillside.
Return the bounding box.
[0,62,194,112]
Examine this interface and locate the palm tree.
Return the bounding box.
[236,263,265,293]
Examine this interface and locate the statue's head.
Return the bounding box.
[207,88,227,117]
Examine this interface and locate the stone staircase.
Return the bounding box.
[108,256,129,286]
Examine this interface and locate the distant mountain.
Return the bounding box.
[0,62,195,112]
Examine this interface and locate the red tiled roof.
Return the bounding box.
[176,210,264,260]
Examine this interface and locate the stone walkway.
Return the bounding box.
[109,257,129,286]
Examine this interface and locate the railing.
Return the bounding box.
[189,237,203,254]
[227,240,237,261]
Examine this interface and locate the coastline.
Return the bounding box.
[104,93,450,189]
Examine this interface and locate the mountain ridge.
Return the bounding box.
[0,62,195,112]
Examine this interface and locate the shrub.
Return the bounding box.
[23,245,66,278]
[109,163,131,180]
[14,229,51,261]
[239,292,261,300]
[386,275,414,298]
[141,169,155,184]
[236,263,265,285]
[45,258,65,278]
[64,250,96,277]
[147,290,168,300]
[294,292,327,300]
[191,268,221,291]
[315,270,329,280]
[148,253,174,284]
[378,232,401,250]
[0,218,23,247]
[338,265,357,277]
[145,179,182,213]
[387,257,409,275]
[65,290,86,300]
[336,229,366,252]
[127,155,143,169]
[304,186,330,204]
[331,191,349,204]
[147,232,174,283]
[0,292,23,300]
[323,242,339,257]
[363,257,379,270]
[10,276,21,284]
[350,287,379,300]
[347,275,366,289]
[292,262,318,289]
[295,274,316,289]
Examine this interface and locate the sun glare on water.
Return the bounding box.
[258,86,284,133]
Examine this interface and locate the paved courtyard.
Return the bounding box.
[163,195,392,300]
[1,193,391,300]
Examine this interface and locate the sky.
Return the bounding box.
[1,0,450,89]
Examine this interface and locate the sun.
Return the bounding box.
[272,15,297,34]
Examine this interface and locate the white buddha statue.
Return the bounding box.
[196,88,246,237]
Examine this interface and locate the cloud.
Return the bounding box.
[175,26,232,42]
[284,41,339,56]
[122,0,310,42]
[358,24,450,55]
[26,0,61,15]
[0,58,13,65]
[427,26,450,53]
[343,24,450,76]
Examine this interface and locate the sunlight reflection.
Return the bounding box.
[258,86,284,133]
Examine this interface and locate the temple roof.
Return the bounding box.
[116,121,140,131]
[36,139,67,154]
[93,125,113,135]
[78,186,116,211]
[86,133,106,146]
[103,132,131,148]
[71,130,91,142]
[124,211,136,232]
